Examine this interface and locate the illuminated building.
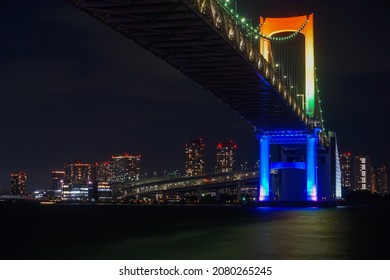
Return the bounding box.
[96,181,112,202]
[91,162,114,201]
[354,154,373,192]
[64,162,92,185]
[340,152,353,190]
[61,184,91,201]
[10,172,27,195]
[52,171,65,190]
[33,189,61,200]
[216,140,237,173]
[63,162,92,201]
[185,138,206,176]
[110,154,141,183]
[94,161,112,182]
[374,166,388,196]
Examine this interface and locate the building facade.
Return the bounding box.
[63,162,92,201]
[216,140,237,173]
[354,154,373,192]
[185,138,206,176]
[110,154,141,183]
[64,162,92,185]
[52,171,65,190]
[10,172,27,195]
[340,152,353,190]
[374,165,388,196]
[93,161,113,182]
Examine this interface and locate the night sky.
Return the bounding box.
[1,0,389,190]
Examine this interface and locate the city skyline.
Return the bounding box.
[3,144,387,194]
[2,137,249,191]
[1,0,389,189]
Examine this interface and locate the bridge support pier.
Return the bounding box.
[306,131,318,201]
[161,191,167,201]
[257,129,320,202]
[197,186,202,202]
[215,189,220,201]
[236,181,242,202]
[258,135,270,201]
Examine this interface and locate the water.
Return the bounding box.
[1,204,390,259]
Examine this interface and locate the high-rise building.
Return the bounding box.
[185,138,206,176]
[374,165,388,196]
[354,154,373,192]
[216,140,237,173]
[62,162,92,201]
[340,152,353,190]
[110,154,141,183]
[64,162,92,185]
[52,171,65,190]
[93,161,113,182]
[10,172,27,195]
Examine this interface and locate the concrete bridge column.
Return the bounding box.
[215,189,220,201]
[197,186,203,202]
[161,191,167,201]
[236,181,242,201]
[111,185,120,203]
[258,135,270,201]
[306,131,318,201]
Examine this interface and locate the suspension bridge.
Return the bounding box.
[65,0,342,202]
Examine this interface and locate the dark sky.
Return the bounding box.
[1,0,389,190]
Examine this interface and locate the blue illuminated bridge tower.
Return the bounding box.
[66,0,342,202]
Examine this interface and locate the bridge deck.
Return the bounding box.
[66,0,309,131]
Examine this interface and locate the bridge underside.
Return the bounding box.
[66,0,308,131]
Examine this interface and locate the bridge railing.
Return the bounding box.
[119,170,259,197]
[189,0,310,129]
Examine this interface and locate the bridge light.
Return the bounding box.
[241,17,246,23]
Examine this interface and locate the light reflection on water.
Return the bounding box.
[2,204,390,259]
[82,206,390,260]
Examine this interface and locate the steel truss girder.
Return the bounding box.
[65,0,325,135]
